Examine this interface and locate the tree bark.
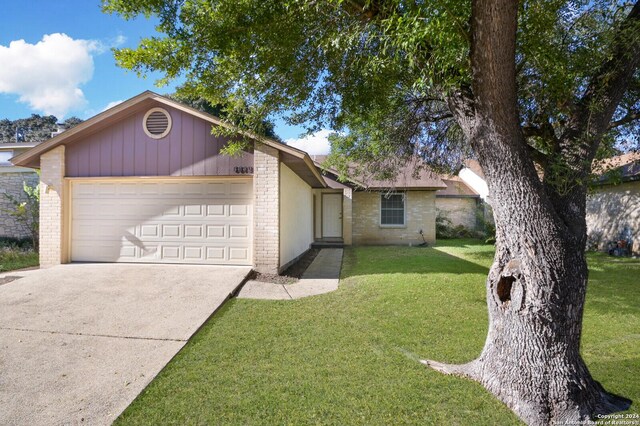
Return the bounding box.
[424,1,633,424]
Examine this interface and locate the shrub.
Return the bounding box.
[436,211,477,239]
[0,236,33,250]
[2,181,39,250]
[475,206,496,244]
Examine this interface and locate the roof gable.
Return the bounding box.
[11,91,326,187]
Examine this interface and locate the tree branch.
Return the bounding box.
[525,144,549,169]
[609,109,640,128]
[342,0,388,21]
[569,1,640,155]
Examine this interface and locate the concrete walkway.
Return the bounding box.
[0,263,250,426]
[237,248,343,300]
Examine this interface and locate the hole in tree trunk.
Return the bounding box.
[497,276,516,303]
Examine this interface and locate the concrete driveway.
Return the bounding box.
[0,263,250,426]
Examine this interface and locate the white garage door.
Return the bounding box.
[70,178,253,265]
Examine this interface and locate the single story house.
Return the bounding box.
[0,142,40,239]
[586,152,640,255]
[435,176,482,230]
[12,91,454,273]
[451,154,639,255]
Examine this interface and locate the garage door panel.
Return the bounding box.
[162,224,181,238]
[229,204,249,217]
[229,247,250,262]
[71,179,253,265]
[205,182,227,195]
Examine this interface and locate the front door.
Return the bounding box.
[322,193,342,238]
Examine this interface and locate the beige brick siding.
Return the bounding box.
[586,181,640,254]
[253,142,280,274]
[39,146,66,267]
[352,190,436,245]
[435,197,479,230]
[0,171,39,239]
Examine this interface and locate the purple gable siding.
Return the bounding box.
[65,104,254,177]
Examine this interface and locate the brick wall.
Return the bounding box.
[586,181,640,254]
[39,146,66,267]
[0,171,39,239]
[435,197,479,230]
[352,190,436,245]
[253,142,280,273]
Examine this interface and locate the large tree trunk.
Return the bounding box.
[424,124,631,423]
[426,180,632,424]
[423,0,632,424]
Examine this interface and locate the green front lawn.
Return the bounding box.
[116,240,639,425]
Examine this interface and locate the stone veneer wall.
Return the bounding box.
[352,190,436,245]
[586,181,639,254]
[435,197,479,230]
[0,170,39,239]
[39,146,66,267]
[253,142,280,274]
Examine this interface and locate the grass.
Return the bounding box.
[0,247,38,273]
[116,240,639,425]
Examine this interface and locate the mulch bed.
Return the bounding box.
[250,248,320,284]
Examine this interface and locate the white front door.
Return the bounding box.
[322,193,342,238]
[70,177,253,265]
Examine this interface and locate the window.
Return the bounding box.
[380,192,405,226]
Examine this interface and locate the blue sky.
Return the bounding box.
[0,0,329,151]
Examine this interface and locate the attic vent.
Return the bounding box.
[143,108,172,139]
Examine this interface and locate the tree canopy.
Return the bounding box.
[103,0,640,422]
[0,115,83,144]
[104,0,639,179]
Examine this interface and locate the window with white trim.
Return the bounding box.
[380,192,405,226]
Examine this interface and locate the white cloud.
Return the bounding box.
[0,33,99,118]
[101,100,124,112]
[112,34,127,47]
[285,129,333,155]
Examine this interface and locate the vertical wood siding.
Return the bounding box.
[65,104,254,177]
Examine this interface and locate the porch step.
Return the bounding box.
[312,241,345,249]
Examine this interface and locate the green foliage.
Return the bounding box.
[0,247,38,272]
[169,91,282,149]
[102,0,639,182]
[435,210,476,239]
[475,206,496,244]
[435,206,494,243]
[3,181,40,250]
[0,115,83,144]
[0,237,34,250]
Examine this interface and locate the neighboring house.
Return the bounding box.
[452,154,640,255]
[0,142,40,239]
[435,176,482,230]
[459,159,490,202]
[586,152,640,255]
[11,91,448,273]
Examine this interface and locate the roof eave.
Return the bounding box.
[9,91,326,188]
[360,185,448,191]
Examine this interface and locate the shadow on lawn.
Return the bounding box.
[341,245,490,279]
[586,258,640,316]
